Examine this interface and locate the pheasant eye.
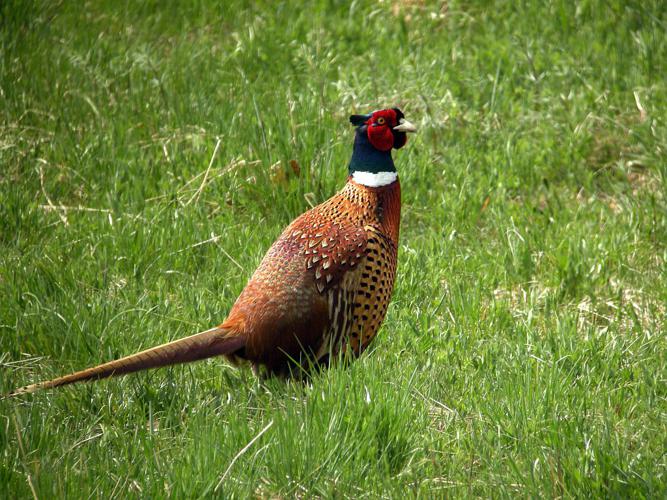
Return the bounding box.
[376,117,386,125]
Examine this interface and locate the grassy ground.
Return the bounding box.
[1,0,666,497]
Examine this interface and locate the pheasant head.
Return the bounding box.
[348,107,417,186]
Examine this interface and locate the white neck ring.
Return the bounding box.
[351,171,397,187]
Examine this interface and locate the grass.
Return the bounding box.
[1,0,666,497]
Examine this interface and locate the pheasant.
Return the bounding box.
[9,107,416,396]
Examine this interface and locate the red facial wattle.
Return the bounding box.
[366,122,395,151]
[366,110,396,151]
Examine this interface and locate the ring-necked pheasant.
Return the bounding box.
[9,107,416,396]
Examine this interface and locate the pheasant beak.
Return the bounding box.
[393,118,417,133]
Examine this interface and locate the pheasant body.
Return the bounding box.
[224,178,401,375]
[8,107,416,395]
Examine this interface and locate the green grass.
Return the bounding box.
[1,0,666,497]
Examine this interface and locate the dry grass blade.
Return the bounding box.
[214,420,274,492]
[187,137,222,206]
[38,159,68,226]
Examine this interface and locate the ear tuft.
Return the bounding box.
[349,114,371,126]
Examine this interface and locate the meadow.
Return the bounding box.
[1,0,665,497]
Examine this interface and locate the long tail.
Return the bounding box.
[7,326,245,397]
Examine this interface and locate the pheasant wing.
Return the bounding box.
[284,213,368,294]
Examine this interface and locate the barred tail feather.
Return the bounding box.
[7,327,244,397]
